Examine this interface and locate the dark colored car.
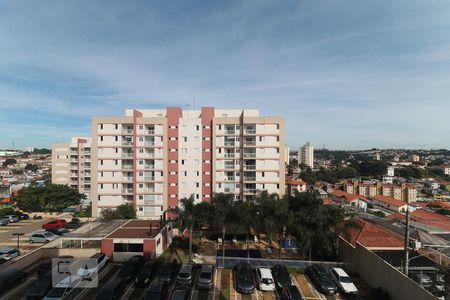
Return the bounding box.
[144,279,169,300]
[305,265,337,295]
[271,264,293,289]
[37,256,74,277]
[118,255,144,282]
[17,212,30,220]
[156,260,178,283]
[45,227,69,236]
[64,218,82,229]
[95,274,126,300]
[197,264,215,289]
[233,262,255,294]
[281,285,303,300]
[176,264,195,287]
[135,260,154,287]
[26,270,53,300]
[0,268,27,292]
[169,287,191,300]
[42,219,67,230]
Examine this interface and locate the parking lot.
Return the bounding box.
[0,218,50,251]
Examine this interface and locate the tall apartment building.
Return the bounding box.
[51,137,92,207]
[298,142,314,168]
[61,107,286,219]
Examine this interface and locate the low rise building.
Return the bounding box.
[286,180,307,196]
[331,190,368,210]
[371,195,410,213]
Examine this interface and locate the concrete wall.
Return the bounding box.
[338,237,435,300]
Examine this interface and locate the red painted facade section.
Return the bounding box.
[201,107,214,202]
[133,110,143,208]
[101,239,114,260]
[143,239,156,260]
[166,107,181,208]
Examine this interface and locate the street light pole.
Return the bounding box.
[404,203,410,276]
[12,233,25,252]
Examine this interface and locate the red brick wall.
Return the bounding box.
[101,239,114,260]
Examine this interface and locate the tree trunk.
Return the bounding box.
[189,224,193,263]
[222,226,226,267]
[247,231,250,260]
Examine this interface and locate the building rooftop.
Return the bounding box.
[104,219,164,239]
[372,195,406,208]
[342,218,404,249]
[331,190,368,204]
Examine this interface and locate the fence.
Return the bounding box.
[216,256,346,269]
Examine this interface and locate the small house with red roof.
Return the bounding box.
[331,190,368,210]
[286,180,307,196]
[371,195,411,213]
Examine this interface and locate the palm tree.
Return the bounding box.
[211,193,236,266]
[178,196,196,262]
[234,200,257,259]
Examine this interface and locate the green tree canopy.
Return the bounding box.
[25,164,38,172]
[14,183,85,212]
[2,158,17,167]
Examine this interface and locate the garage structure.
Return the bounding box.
[101,220,173,262]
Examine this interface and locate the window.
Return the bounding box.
[183,171,187,176]
[115,124,118,130]
[181,148,187,154]
[115,136,118,141]
[157,238,161,246]
[115,148,118,153]
[196,125,200,130]
[276,124,279,130]
[139,125,143,130]
[100,160,103,165]
[183,136,187,142]
[196,182,199,188]
[100,136,103,142]
[182,159,185,165]
[262,172,265,177]
[218,125,221,130]
[100,183,103,189]
[139,184,143,188]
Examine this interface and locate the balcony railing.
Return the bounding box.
[244,188,256,194]
[122,177,133,182]
[147,130,155,135]
[121,188,134,194]
[244,165,256,170]
[245,129,256,134]
[224,142,236,146]
[244,141,256,146]
[224,153,238,158]
[225,164,236,169]
[225,130,236,135]
[122,141,133,146]
[121,153,133,158]
[226,177,236,181]
[244,177,256,181]
[144,176,155,181]
[122,129,133,134]
[121,165,134,170]
[243,153,256,158]
[144,141,155,146]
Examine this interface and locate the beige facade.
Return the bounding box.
[298,142,313,168]
[346,181,417,203]
[51,137,91,207]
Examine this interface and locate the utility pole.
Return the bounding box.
[404,203,410,275]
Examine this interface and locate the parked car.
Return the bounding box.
[144,279,169,300]
[255,267,275,291]
[197,264,215,290]
[281,285,303,300]
[29,231,58,243]
[305,265,337,295]
[64,218,82,229]
[271,264,293,289]
[17,212,30,220]
[329,268,358,294]
[0,268,27,292]
[42,219,67,230]
[37,256,74,277]
[411,272,434,287]
[26,270,53,300]
[95,274,126,300]
[0,247,20,261]
[45,227,69,236]
[135,260,155,287]
[43,276,82,300]
[0,218,9,226]
[169,287,191,300]
[233,262,255,294]
[156,260,178,283]
[77,252,109,279]
[118,255,144,282]
[176,264,195,287]
[2,214,20,223]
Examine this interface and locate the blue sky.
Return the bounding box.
[1,0,449,150]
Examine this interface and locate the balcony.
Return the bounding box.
[147,130,155,135]
[226,176,236,181]
[224,153,238,158]
[225,164,236,170]
[244,141,256,146]
[144,176,155,181]
[244,165,256,170]
[122,141,133,146]
[225,130,236,135]
[121,153,133,159]
[121,188,134,194]
[142,188,155,193]
[122,129,133,134]
[243,153,256,158]
[121,165,134,170]
[224,142,236,146]
[122,177,133,182]
[144,141,155,146]
[142,164,155,170]
[244,177,256,182]
[244,188,256,194]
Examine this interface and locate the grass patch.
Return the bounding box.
[220,269,231,300]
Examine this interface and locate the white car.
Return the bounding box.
[29,231,58,243]
[76,252,109,279]
[0,247,20,260]
[330,268,358,294]
[255,267,275,291]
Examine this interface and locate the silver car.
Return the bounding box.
[197,264,215,289]
[0,247,20,260]
[2,215,20,223]
[0,218,9,226]
[29,231,58,243]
